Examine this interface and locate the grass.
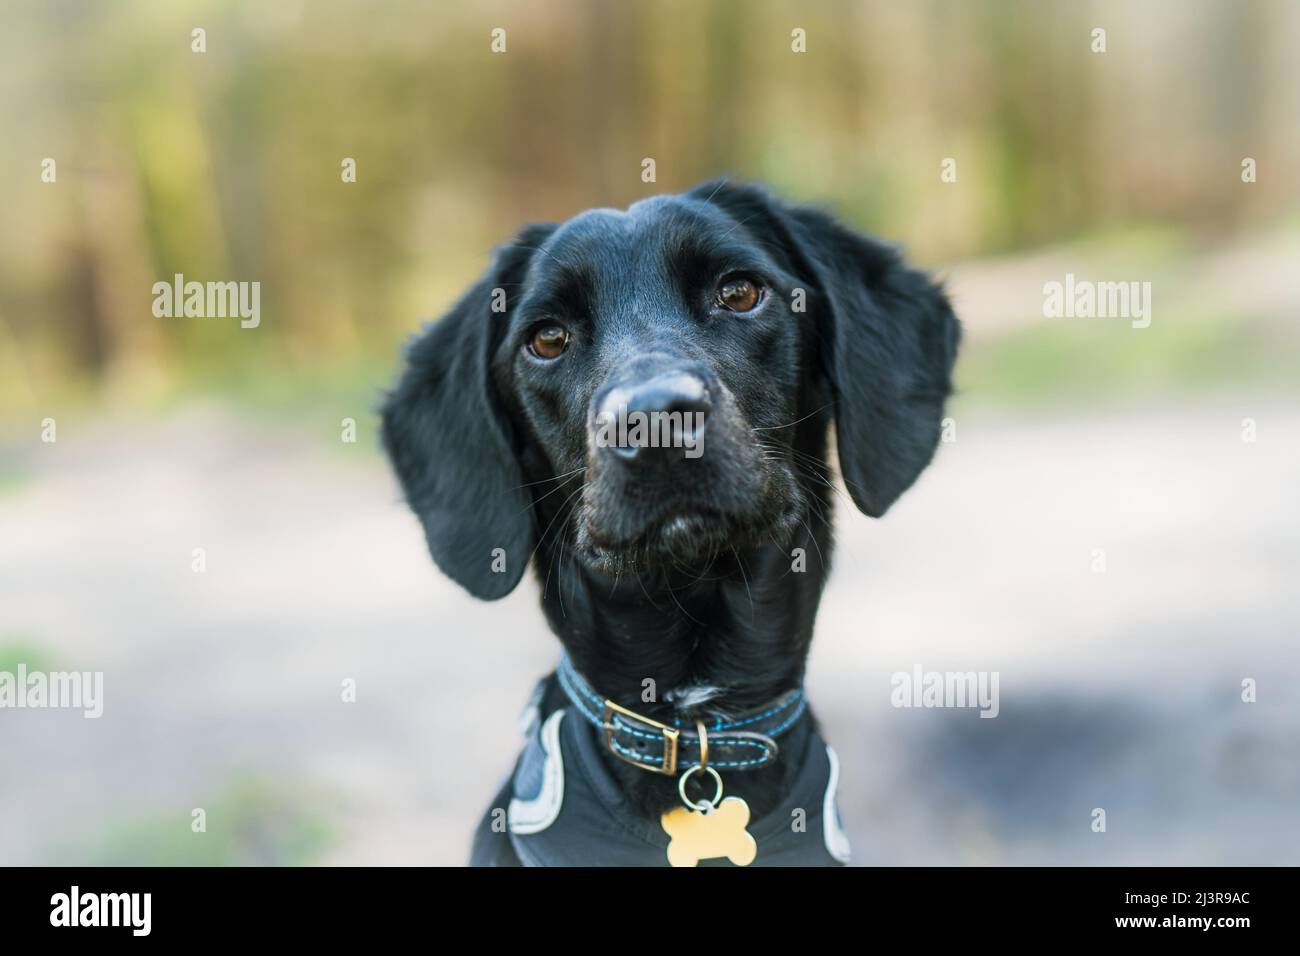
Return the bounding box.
[58,777,335,866]
[166,351,396,458]
[954,223,1300,407]
[0,636,58,673]
[958,309,1300,407]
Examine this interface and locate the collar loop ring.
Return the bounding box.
[695,719,709,772]
[678,764,723,813]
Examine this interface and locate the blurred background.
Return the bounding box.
[1,0,1297,865]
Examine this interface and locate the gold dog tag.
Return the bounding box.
[661,796,758,867]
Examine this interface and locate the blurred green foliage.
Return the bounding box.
[60,778,334,866]
[0,637,58,673]
[960,310,1295,405]
[1,0,1297,419]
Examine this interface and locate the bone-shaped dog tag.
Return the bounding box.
[661,796,758,867]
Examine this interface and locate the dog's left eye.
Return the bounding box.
[528,324,571,360]
[716,276,763,312]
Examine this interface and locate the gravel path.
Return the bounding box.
[1,398,1297,865]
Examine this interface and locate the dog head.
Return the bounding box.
[382,181,959,598]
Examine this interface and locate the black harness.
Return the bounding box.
[470,659,851,867]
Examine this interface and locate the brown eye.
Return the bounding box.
[528,324,570,359]
[717,276,762,312]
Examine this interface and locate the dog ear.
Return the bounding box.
[691,182,960,518]
[381,224,555,599]
[788,207,961,517]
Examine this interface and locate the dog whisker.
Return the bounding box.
[515,465,585,490]
[730,545,755,622]
[750,402,835,432]
[524,468,586,510]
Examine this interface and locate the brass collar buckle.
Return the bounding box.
[602,699,680,775]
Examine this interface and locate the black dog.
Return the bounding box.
[382,181,959,866]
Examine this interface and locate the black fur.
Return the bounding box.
[382,181,960,823]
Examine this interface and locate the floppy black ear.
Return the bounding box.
[789,207,960,517]
[692,181,960,518]
[381,224,554,599]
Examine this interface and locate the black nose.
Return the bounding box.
[595,372,711,461]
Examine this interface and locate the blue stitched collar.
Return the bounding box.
[555,654,806,776]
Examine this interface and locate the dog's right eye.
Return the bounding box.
[716,275,763,313]
[527,324,571,360]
